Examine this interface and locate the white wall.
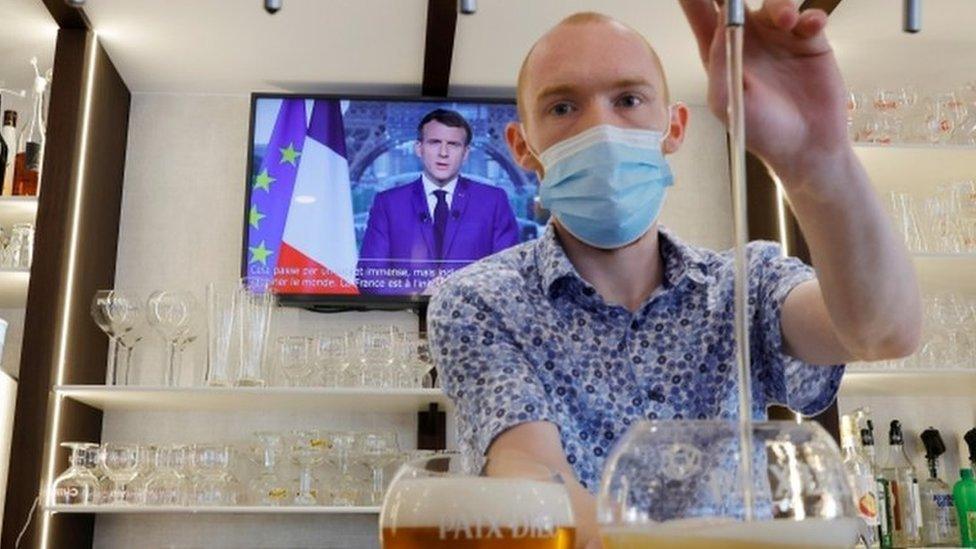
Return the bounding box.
[95,92,732,548]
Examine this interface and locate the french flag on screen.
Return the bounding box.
[246,98,359,294]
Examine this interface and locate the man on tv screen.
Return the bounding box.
[357,108,519,295]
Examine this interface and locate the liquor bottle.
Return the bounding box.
[1,110,15,195]
[862,422,894,547]
[842,414,881,547]
[955,428,976,547]
[918,428,960,546]
[882,420,922,547]
[13,59,47,197]
[0,104,6,196]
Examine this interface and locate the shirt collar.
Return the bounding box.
[421,173,459,197]
[536,223,710,297]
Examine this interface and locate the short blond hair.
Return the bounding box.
[516,12,670,124]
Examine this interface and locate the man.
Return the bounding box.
[428,2,922,547]
[357,109,519,294]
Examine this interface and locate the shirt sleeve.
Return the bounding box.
[749,241,845,417]
[427,276,558,458]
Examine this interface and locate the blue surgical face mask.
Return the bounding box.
[528,123,674,249]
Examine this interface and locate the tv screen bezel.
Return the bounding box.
[242,91,523,311]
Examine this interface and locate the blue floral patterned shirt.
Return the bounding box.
[427,224,844,492]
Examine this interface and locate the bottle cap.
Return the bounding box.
[860,428,875,447]
[889,420,903,445]
[920,427,945,460]
[965,428,976,462]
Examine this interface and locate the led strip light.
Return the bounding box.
[38,31,99,549]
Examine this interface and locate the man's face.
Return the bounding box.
[507,20,687,176]
[415,120,470,185]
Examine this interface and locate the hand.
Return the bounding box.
[678,0,851,184]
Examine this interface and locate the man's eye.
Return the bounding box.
[617,94,643,108]
[549,102,575,117]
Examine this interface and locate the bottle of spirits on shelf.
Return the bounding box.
[842,414,881,547]
[1,110,16,196]
[919,427,960,546]
[882,420,922,547]
[13,59,47,197]
[954,428,976,547]
[862,421,894,547]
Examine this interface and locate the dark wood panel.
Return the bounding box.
[1,28,129,548]
[41,0,90,30]
[421,0,458,97]
[799,0,844,15]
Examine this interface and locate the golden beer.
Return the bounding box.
[380,477,575,549]
[381,526,575,548]
[601,518,859,549]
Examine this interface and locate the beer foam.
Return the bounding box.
[381,477,574,529]
[601,517,859,547]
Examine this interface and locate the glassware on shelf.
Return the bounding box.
[245,431,289,506]
[597,420,858,548]
[314,333,351,387]
[357,325,397,388]
[359,431,400,506]
[277,336,313,387]
[91,290,144,386]
[205,281,238,387]
[189,444,239,506]
[1,222,34,269]
[850,84,976,146]
[143,445,189,506]
[380,453,576,548]
[327,431,361,506]
[289,429,328,506]
[50,442,101,505]
[99,443,143,505]
[146,291,199,387]
[402,339,434,389]
[237,277,275,387]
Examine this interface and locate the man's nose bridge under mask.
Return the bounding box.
[522,104,676,169]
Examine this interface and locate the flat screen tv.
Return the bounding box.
[243,94,544,309]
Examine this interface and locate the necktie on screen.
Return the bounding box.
[433,189,448,260]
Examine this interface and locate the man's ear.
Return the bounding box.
[662,102,690,155]
[413,140,422,159]
[505,122,543,178]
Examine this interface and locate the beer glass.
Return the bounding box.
[380,453,576,548]
[237,277,276,387]
[597,420,860,549]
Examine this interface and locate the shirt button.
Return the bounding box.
[630,320,639,331]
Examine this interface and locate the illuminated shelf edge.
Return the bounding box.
[44,504,380,515]
[53,385,453,413]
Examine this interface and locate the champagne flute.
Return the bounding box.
[91,290,143,385]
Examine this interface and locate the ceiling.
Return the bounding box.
[0,0,58,115]
[7,0,976,106]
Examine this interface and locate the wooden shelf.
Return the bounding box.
[840,370,976,397]
[44,504,379,515]
[55,385,452,413]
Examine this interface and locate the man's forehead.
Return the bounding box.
[518,17,667,112]
[421,120,466,137]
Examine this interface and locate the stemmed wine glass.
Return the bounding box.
[245,431,290,506]
[50,442,101,505]
[189,444,239,505]
[146,291,198,387]
[91,290,143,385]
[326,431,361,506]
[315,334,350,387]
[358,325,397,388]
[99,443,143,505]
[277,336,313,387]
[359,431,400,506]
[289,429,329,506]
[144,444,189,506]
[597,420,859,548]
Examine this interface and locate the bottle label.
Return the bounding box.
[855,476,880,526]
[929,494,958,537]
[968,511,976,540]
[877,478,892,543]
[25,141,41,172]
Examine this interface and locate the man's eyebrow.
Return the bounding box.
[534,78,658,104]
